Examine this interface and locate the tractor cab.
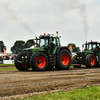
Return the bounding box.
[72,40,100,68]
[38,32,61,54]
[39,32,61,47]
[82,41,100,51]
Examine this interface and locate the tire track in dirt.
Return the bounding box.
[0,67,100,99]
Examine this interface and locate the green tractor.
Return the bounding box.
[72,41,100,68]
[15,31,71,71]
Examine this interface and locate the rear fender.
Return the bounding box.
[36,49,48,56]
[56,46,70,55]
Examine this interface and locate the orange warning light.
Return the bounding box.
[44,33,46,35]
[56,31,58,33]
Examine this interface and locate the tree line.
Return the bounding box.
[0,39,35,54]
[0,40,80,54]
[11,39,35,54]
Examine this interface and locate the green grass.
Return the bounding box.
[70,65,73,67]
[0,64,14,66]
[18,86,100,100]
[81,65,86,67]
[0,64,16,70]
[0,68,16,70]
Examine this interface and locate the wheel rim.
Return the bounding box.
[21,64,28,67]
[61,54,69,65]
[90,57,95,65]
[20,58,28,67]
[37,56,46,68]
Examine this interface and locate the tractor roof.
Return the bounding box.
[39,33,61,38]
[85,41,100,45]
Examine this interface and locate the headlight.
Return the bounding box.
[22,56,24,58]
[25,56,27,58]
[77,57,79,59]
[80,57,82,59]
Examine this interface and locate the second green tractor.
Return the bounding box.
[72,41,100,68]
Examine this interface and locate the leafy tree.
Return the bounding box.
[67,43,80,52]
[0,41,6,52]
[11,39,36,54]
[24,39,35,48]
[11,40,25,54]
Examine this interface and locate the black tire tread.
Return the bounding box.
[15,53,30,71]
[85,54,97,68]
[30,52,48,71]
[55,49,71,70]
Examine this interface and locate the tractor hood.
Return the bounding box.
[23,47,45,51]
[77,50,94,57]
[22,47,45,57]
[77,50,93,54]
[84,49,94,54]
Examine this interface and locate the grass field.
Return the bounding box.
[0,64,16,70]
[0,68,16,70]
[0,64,14,66]
[18,86,100,100]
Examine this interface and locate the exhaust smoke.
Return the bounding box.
[50,0,88,41]
[1,2,35,36]
[78,3,88,41]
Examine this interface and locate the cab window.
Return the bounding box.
[93,44,96,49]
[39,38,48,47]
[49,38,56,45]
[88,44,92,50]
[57,38,61,46]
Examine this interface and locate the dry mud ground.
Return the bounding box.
[0,67,100,100]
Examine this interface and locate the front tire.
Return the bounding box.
[85,54,97,68]
[55,49,71,70]
[15,53,30,71]
[30,52,48,71]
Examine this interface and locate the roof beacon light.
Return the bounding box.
[56,31,58,36]
[44,33,46,35]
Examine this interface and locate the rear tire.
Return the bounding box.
[30,52,48,71]
[85,54,97,68]
[55,49,71,70]
[15,53,30,71]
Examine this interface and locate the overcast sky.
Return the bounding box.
[0,0,100,53]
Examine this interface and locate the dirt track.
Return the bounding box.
[0,67,100,99]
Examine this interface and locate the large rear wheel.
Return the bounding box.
[30,52,48,71]
[85,54,97,68]
[55,49,71,70]
[15,53,30,71]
